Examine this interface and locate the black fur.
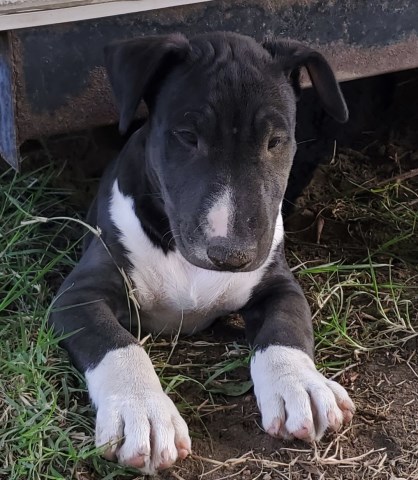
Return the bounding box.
[50,32,346,377]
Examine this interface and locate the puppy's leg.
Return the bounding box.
[241,247,354,442]
[49,239,191,473]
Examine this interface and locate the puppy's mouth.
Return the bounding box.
[175,231,268,273]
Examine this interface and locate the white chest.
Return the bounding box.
[109,181,283,334]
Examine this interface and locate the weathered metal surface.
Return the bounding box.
[0,32,18,169]
[2,0,418,167]
[0,0,213,31]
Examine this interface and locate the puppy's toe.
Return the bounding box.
[326,379,355,424]
[259,394,286,438]
[95,407,124,461]
[148,415,178,471]
[157,448,178,470]
[282,387,315,441]
[266,418,284,438]
[291,421,316,441]
[327,410,342,431]
[122,454,148,469]
[308,381,344,440]
[116,413,151,469]
[173,414,192,459]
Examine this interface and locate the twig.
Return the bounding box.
[330,362,360,380]
[171,471,187,480]
[349,168,418,197]
[372,168,418,187]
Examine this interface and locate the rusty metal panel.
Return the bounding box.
[3,0,418,168]
[0,0,214,30]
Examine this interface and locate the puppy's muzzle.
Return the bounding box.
[207,237,256,270]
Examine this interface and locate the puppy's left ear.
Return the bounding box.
[105,34,191,134]
[263,39,348,123]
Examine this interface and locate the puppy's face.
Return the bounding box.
[147,35,296,271]
[106,32,347,272]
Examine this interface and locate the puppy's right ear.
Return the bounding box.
[263,39,348,123]
[105,34,191,134]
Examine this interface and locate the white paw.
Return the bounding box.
[85,345,191,474]
[251,345,355,442]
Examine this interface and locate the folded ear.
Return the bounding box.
[263,39,348,123]
[104,34,191,134]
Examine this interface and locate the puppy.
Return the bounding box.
[50,32,355,474]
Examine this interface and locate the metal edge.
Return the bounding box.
[0,32,18,169]
[0,0,213,31]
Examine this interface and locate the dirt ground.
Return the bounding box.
[159,69,418,480]
[19,69,418,480]
[167,349,417,480]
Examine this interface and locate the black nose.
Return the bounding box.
[207,239,255,270]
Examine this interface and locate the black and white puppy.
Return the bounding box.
[50,32,355,474]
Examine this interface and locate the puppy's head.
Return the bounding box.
[105,32,347,272]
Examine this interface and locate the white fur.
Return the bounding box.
[109,180,284,334]
[251,346,354,441]
[86,344,191,474]
[205,187,233,238]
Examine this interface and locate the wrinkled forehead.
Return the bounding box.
[155,37,296,125]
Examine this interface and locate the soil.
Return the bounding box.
[19,68,418,480]
[152,336,418,480]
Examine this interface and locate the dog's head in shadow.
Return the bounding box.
[105,32,347,273]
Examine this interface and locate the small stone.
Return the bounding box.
[243,469,251,476]
[263,474,272,480]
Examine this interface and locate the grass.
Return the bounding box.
[296,259,417,372]
[1,141,417,480]
[0,166,253,479]
[1,167,99,480]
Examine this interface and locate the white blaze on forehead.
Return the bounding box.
[206,187,233,238]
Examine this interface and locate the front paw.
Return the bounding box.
[86,345,191,474]
[251,345,355,442]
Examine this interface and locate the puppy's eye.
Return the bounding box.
[268,136,281,150]
[172,130,198,148]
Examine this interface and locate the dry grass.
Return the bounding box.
[1,124,418,479]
